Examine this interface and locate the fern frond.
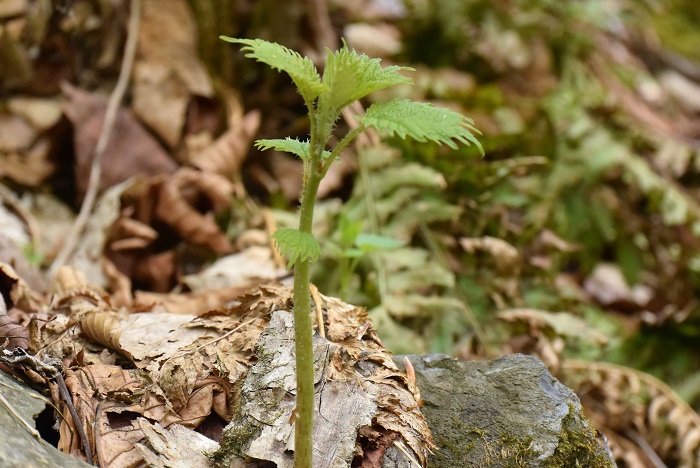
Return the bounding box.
[255,138,331,160]
[220,37,324,103]
[561,359,700,466]
[359,99,483,152]
[318,45,413,118]
[272,229,321,268]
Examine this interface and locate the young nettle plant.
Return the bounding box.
[221,36,482,467]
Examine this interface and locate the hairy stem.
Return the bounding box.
[293,150,323,468]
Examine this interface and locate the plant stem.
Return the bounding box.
[293,166,322,468]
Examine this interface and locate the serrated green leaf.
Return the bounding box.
[221,37,324,103]
[317,45,413,118]
[359,99,483,152]
[255,138,331,160]
[355,233,404,252]
[272,229,321,268]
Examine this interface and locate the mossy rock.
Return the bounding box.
[395,354,615,467]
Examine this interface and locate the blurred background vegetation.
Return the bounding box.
[214,1,700,464]
[3,0,700,465]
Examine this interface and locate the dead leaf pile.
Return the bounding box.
[0,262,432,466]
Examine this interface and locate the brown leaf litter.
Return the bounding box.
[62,84,178,202]
[0,263,433,467]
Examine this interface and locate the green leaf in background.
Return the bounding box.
[338,214,364,248]
[272,229,321,268]
[255,138,331,160]
[318,45,413,117]
[221,37,324,103]
[355,233,404,251]
[359,99,483,152]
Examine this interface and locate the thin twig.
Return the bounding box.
[54,371,94,465]
[263,208,286,269]
[309,284,325,338]
[304,0,337,55]
[0,348,89,461]
[48,0,142,279]
[622,429,667,468]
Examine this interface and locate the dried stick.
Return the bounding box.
[0,348,92,463]
[54,371,93,465]
[48,0,142,279]
[305,0,337,53]
[309,284,325,338]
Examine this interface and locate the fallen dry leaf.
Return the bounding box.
[0,138,55,186]
[7,96,62,131]
[154,168,233,253]
[0,262,44,316]
[181,246,286,292]
[80,311,122,352]
[106,168,235,291]
[133,0,213,147]
[62,83,178,201]
[0,112,35,152]
[133,283,262,316]
[133,418,219,467]
[189,110,260,179]
[0,294,29,350]
[344,22,402,58]
[584,263,653,311]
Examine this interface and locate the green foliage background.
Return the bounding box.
[200,0,700,420]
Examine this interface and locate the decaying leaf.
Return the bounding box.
[132,285,249,316]
[80,311,122,352]
[105,168,236,291]
[62,83,178,200]
[181,246,286,291]
[584,263,653,311]
[460,235,520,273]
[154,168,233,254]
[133,418,219,468]
[0,293,29,350]
[133,0,213,147]
[189,110,260,179]
[0,262,44,315]
[561,360,700,468]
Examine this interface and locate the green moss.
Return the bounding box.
[208,422,262,467]
[546,403,615,467]
[431,416,539,467]
[428,404,614,467]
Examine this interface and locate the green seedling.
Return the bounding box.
[221,36,482,467]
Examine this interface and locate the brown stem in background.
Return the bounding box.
[305,0,338,52]
[48,0,142,280]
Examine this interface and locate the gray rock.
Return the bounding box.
[0,369,91,468]
[393,354,616,467]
